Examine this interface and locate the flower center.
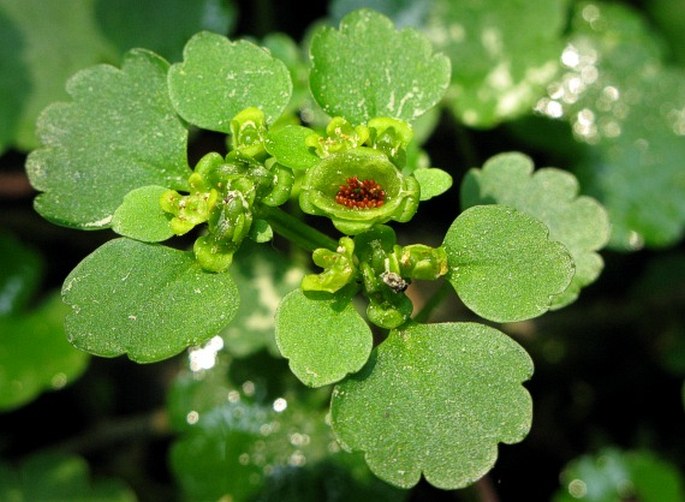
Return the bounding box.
[335,176,386,209]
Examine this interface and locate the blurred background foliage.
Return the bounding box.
[1,0,684,500]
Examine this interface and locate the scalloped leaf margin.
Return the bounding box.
[331,321,533,489]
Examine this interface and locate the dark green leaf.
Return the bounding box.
[0,0,117,151]
[461,152,609,308]
[275,289,373,387]
[0,451,135,502]
[647,0,685,66]
[424,0,568,127]
[0,232,42,316]
[62,238,239,363]
[0,6,30,153]
[112,185,174,242]
[0,294,89,411]
[309,9,450,124]
[26,48,190,229]
[170,391,332,501]
[94,0,237,63]
[330,0,434,29]
[331,322,533,489]
[443,204,574,322]
[168,353,404,502]
[168,31,292,132]
[220,243,304,358]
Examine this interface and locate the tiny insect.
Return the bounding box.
[381,271,409,293]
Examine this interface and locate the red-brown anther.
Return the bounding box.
[335,176,386,209]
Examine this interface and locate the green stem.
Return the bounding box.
[259,206,338,252]
[412,280,451,323]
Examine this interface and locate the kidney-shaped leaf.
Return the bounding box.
[461,152,609,309]
[62,238,239,363]
[443,204,574,322]
[331,321,533,489]
[275,289,373,388]
[26,48,190,229]
[168,31,292,132]
[309,9,450,124]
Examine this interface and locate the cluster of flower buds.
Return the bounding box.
[160,108,293,272]
[302,226,448,329]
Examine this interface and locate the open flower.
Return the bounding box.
[299,147,419,234]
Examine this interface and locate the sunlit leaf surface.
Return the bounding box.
[168,31,292,132]
[461,152,609,309]
[275,289,373,388]
[443,204,574,322]
[310,9,450,124]
[62,238,239,363]
[26,49,190,229]
[331,322,533,489]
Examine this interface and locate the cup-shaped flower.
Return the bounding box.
[299,147,419,234]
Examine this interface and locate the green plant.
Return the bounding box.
[22,7,613,494]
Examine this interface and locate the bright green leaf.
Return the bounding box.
[0,294,89,411]
[554,448,685,502]
[26,48,190,229]
[93,0,237,63]
[461,152,609,308]
[112,185,174,242]
[331,322,533,489]
[309,9,450,124]
[413,167,452,201]
[0,451,135,502]
[0,232,42,316]
[265,124,320,170]
[168,31,292,132]
[62,238,239,363]
[443,204,574,322]
[275,289,373,387]
[424,0,568,128]
[0,0,118,151]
